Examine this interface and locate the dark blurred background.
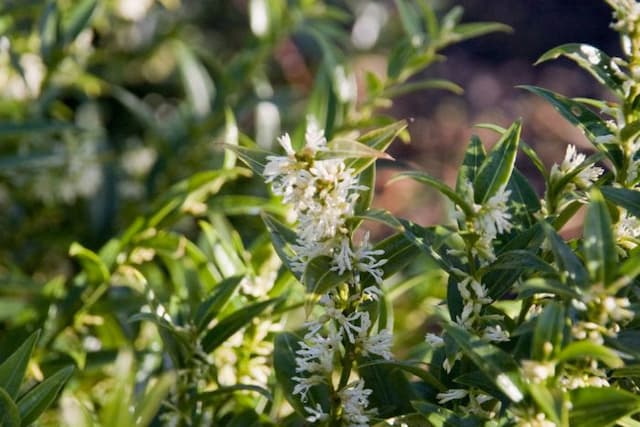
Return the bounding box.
[377,0,620,228]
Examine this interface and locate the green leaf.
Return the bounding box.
[536,44,626,93]
[200,299,277,353]
[194,276,243,331]
[0,330,40,399]
[303,256,348,297]
[273,332,330,416]
[133,371,176,427]
[387,39,415,80]
[528,383,564,426]
[354,164,376,216]
[569,387,640,427]
[360,359,446,392]
[456,135,486,193]
[393,0,424,43]
[390,171,474,217]
[262,214,299,278]
[322,138,394,161]
[481,250,556,277]
[517,277,579,299]
[39,0,58,61]
[602,186,640,218]
[174,42,215,117]
[475,123,547,178]
[532,301,565,361]
[583,189,617,285]
[473,120,521,203]
[506,170,542,229]
[542,222,589,287]
[555,341,623,368]
[69,243,111,286]
[519,85,623,167]
[196,384,272,403]
[0,121,75,136]
[348,120,407,173]
[17,366,74,426]
[443,323,524,403]
[412,400,481,427]
[62,0,97,45]
[0,387,20,427]
[383,79,463,98]
[358,356,416,418]
[444,22,512,45]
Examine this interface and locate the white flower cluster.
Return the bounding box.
[458,183,514,261]
[265,120,391,426]
[550,144,604,190]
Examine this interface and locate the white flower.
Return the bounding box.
[521,360,556,383]
[305,403,329,423]
[436,388,468,404]
[483,325,510,342]
[295,329,342,375]
[361,328,393,360]
[474,186,513,238]
[339,380,375,427]
[292,374,326,401]
[362,286,383,301]
[550,144,603,188]
[353,232,388,284]
[425,333,444,348]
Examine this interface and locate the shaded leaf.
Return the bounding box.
[0,330,40,399]
[583,189,617,285]
[473,120,521,203]
[17,366,74,426]
[201,299,277,353]
[569,387,640,427]
[536,43,625,93]
[0,387,20,427]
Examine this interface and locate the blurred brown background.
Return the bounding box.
[375,0,619,227]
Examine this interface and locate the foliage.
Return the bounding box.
[4,0,640,426]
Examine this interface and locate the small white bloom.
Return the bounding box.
[361,328,393,360]
[425,333,444,348]
[483,325,510,342]
[436,388,468,404]
[305,403,329,423]
[339,380,375,427]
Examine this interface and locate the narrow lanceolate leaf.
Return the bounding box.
[322,138,394,161]
[62,0,98,45]
[519,85,623,168]
[569,387,640,427]
[0,387,20,427]
[219,143,270,177]
[555,341,624,368]
[382,79,463,98]
[443,323,524,403]
[262,213,299,278]
[194,276,243,331]
[69,243,111,286]
[133,371,176,427]
[17,366,74,426]
[532,301,565,361]
[200,299,277,353]
[0,330,40,399]
[601,186,640,218]
[390,171,474,217]
[536,44,626,94]
[456,135,486,193]
[583,189,617,286]
[473,120,521,204]
[273,333,330,416]
[393,0,424,41]
[348,120,407,173]
[542,222,589,288]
